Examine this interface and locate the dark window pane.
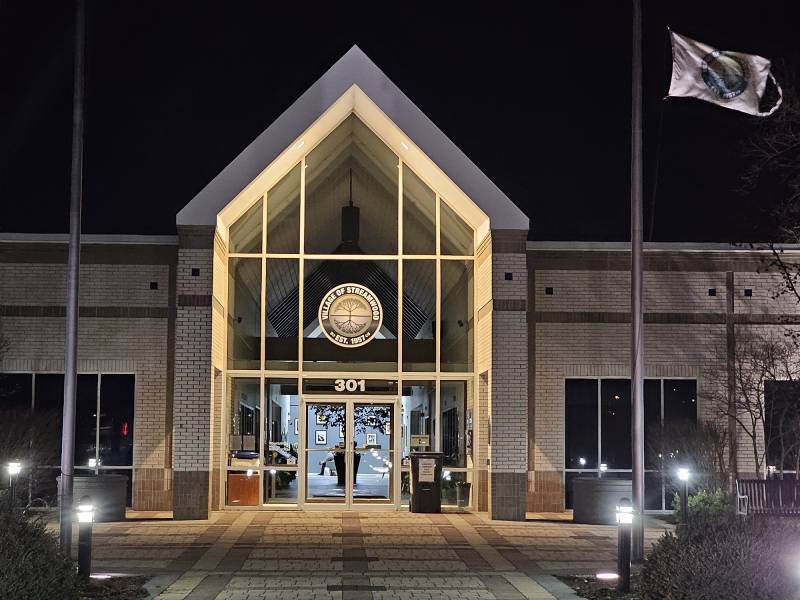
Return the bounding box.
[644,379,661,469]
[34,374,64,466]
[99,375,134,466]
[565,379,598,469]
[645,471,663,511]
[764,380,800,470]
[663,380,697,423]
[0,373,33,412]
[74,375,98,467]
[601,379,631,469]
[265,379,299,466]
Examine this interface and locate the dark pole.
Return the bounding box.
[630,0,646,562]
[60,0,86,554]
[77,496,93,579]
[680,478,689,525]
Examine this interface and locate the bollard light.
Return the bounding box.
[7,461,22,476]
[599,463,608,478]
[269,469,277,475]
[677,467,690,525]
[77,498,95,523]
[77,495,94,579]
[579,457,586,467]
[615,497,633,593]
[768,465,777,479]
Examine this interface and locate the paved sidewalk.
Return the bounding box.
[86,511,670,600]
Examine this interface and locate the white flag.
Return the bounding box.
[667,30,781,117]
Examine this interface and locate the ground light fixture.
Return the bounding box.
[6,461,21,506]
[596,572,619,582]
[615,498,633,593]
[76,496,95,579]
[677,467,690,524]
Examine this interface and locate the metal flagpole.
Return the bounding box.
[60,0,86,554]
[630,0,645,562]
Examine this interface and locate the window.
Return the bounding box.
[440,380,472,468]
[227,377,260,467]
[229,198,263,253]
[402,260,436,372]
[764,381,800,471]
[0,373,134,505]
[401,382,435,461]
[440,261,473,372]
[227,258,261,370]
[564,378,697,510]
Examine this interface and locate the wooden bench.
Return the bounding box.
[736,479,800,516]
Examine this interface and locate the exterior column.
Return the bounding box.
[172,225,215,520]
[488,229,529,521]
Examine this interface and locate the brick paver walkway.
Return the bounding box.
[86,511,670,600]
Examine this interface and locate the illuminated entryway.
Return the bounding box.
[218,95,482,509]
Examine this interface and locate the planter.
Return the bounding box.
[333,452,361,486]
[57,474,128,522]
[456,483,472,508]
[572,477,632,525]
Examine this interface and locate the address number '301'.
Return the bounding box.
[334,379,366,392]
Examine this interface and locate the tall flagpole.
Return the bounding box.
[60,0,86,554]
[630,0,645,562]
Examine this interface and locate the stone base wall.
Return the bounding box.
[489,471,527,520]
[173,471,210,520]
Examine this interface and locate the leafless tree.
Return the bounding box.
[708,330,800,478]
[741,74,800,325]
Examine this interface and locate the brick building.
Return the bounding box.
[1,48,795,520]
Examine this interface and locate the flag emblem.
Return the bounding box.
[701,50,749,100]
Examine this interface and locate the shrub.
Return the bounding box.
[672,487,734,534]
[0,497,81,600]
[641,518,800,600]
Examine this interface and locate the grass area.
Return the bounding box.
[81,576,149,599]
[558,573,640,600]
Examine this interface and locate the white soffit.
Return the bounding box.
[177,45,529,239]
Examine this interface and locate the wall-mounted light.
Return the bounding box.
[295,140,305,150]
[400,141,409,151]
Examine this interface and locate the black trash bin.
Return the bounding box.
[410,451,443,513]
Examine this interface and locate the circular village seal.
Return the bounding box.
[700,50,749,100]
[318,283,383,348]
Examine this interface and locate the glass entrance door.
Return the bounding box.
[304,399,395,506]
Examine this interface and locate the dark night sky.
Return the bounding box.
[2,2,799,241]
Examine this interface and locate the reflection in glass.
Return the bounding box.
[263,470,298,504]
[305,114,398,255]
[664,380,697,422]
[353,403,393,502]
[441,470,472,507]
[601,379,632,469]
[440,200,473,256]
[227,258,261,370]
[0,373,32,413]
[74,375,98,468]
[229,198,263,254]
[306,403,346,500]
[34,374,64,465]
[440,260,473,372]
[264,379,298,466]
[267,165,301,253]
[440,381,471,467]
[265,259,299,370]
[99,375,134,467]
[228,378,260,467]
[565,379,598,469]
[401,382,435,463]
[403,167,436,254]
[402,260,436,371]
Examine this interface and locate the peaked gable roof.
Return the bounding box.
[177,46,529,232]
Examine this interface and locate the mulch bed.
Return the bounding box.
[80,576,149,599]
[558,573,641,600]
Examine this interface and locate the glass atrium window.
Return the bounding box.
[227,258,261,370]
[440,260,473,372]
[264,378,299,466]
[403,167,436,255]
[267,165,301,253]
[401,381,435,460]
[227,378,260,467]
[304,114,398,255]
[440,200,473,256]
[440,380,471,467]
[264,259,299,370]
[229,198,263,254]
[402,260,436,371]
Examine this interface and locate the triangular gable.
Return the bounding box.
[177,46,529,237]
